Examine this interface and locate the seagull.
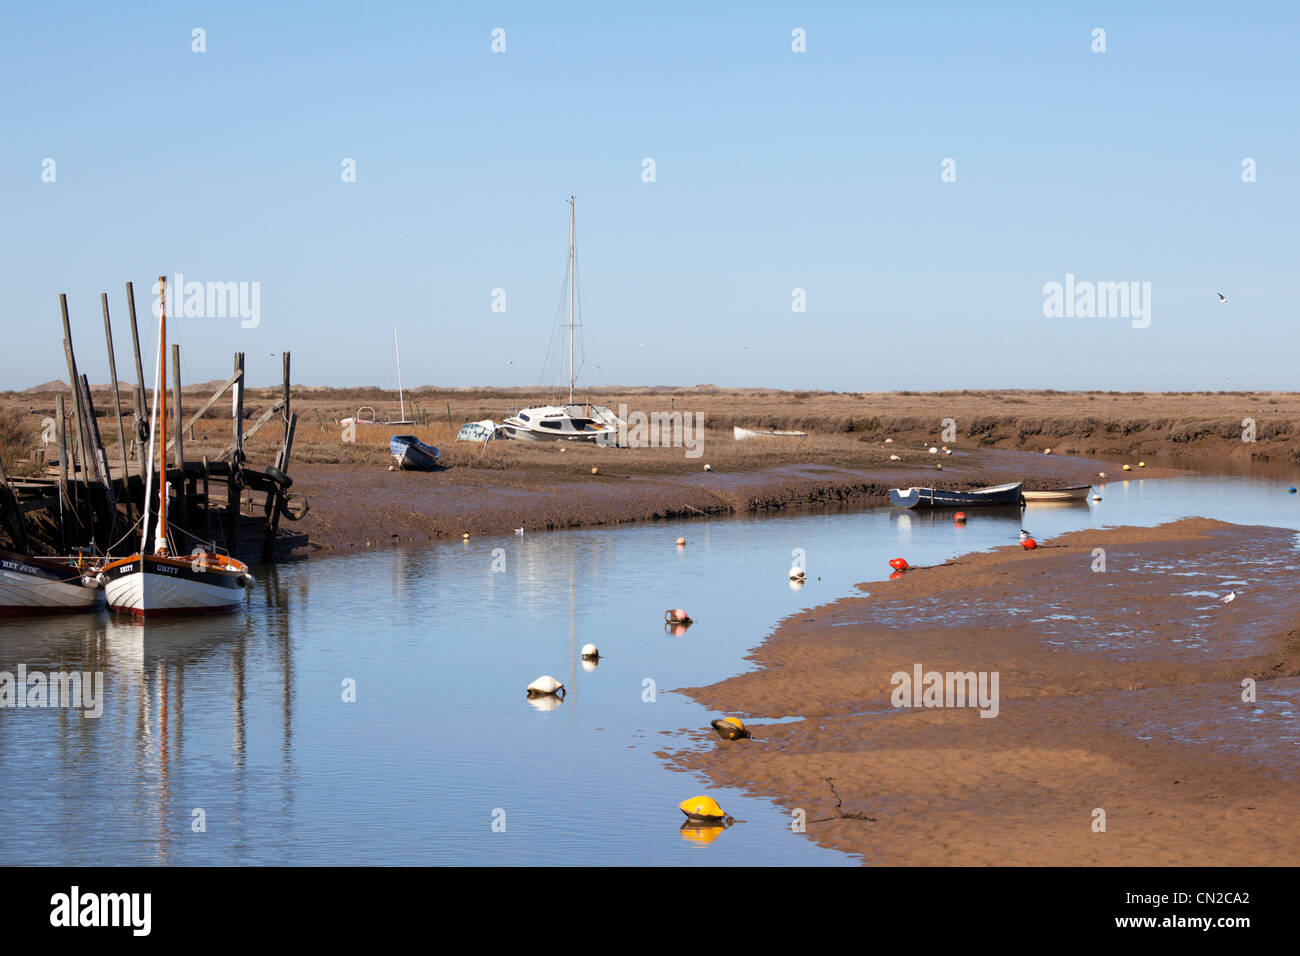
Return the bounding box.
[514,528,524,536]
[1217,292,1227,303]
[1019,529,1032,541]
[1220,591,1236,604]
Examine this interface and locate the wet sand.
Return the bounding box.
[290,448,1156,552]
[666,518,1300,865]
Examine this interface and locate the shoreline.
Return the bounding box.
[289,447,1166,555]
[666,517,1300,865]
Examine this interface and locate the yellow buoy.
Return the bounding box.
[710,717,751,741]
[679,795,730,823]
[1138,461,1146,468]
[1122,464,1131,471]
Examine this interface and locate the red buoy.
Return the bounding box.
[889,558,909,571]
[954,512,967,524]
[1020,538,1037,550]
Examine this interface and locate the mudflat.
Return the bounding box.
[667,518,1300,865]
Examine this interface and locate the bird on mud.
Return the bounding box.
[1220,591,1236,605]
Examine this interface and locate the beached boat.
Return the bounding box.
[456,420,500,443]
[0,549,105,616]
[889,481,1024,509]
[339,327,416,427]
[1021,484,1093,502]
[502,197,620,445]
[390,435,441,470]
[103,276,252,618]
[733,426,808,441]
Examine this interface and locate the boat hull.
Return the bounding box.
[1021,485,1093,502]
[733,426,808,440]
[889,482,1025,509]
[102,555,245,618]
[390,436,441,470]
[0,550,103,616]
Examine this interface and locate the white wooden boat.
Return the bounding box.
[1021,484,1093,502]
[104,276,252,618]
[0,549,104,616]
[733,426,808,441]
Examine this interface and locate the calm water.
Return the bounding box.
[2,465,1299,865]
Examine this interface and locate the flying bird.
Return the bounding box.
[1217,292,1227,303]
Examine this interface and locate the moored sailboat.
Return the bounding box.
[500,197,620,444]
[102,276,252,618]
[0,549,105,616]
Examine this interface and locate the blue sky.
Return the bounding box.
[2,1,1296,392]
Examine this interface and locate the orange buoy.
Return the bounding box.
[591,466,599,475]
[1020,538,1037,550]
[665,608,693,625]
[889,570,905,580]
[889,558,909,571]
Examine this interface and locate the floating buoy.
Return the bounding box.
[676,537,686,547]
[591,466,599,475]
[936,463,943,470]
[679,795,732,823]
[943,447,952,455]
[580,643,599,660]
[704,464,711,471]
[954,512,966,524]
[710,717,751,741]
[1290,487,1297,494]
[889,558,909,571]
[665,608,693,625]
[462,532,470,539]
[1091,493,1102,501]
[1020,538,1037,550]
[1122,464,1131,471]
[929,446,938,454]
[889,570,905,580]
[889,454,901,461]
[526,675,566,698]
[1138,461,1146,468]
[789,566,806,581]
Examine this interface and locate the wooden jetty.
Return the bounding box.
[0,282,309,565]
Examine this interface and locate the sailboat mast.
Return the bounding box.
[139,278,165,555]
[155,276,168,555]
[568,195,575,406]
[394,325,406,422]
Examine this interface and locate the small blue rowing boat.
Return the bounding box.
[390,435,441,471]
[889,481,1024,509]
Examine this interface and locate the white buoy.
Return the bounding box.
[929,446,938,454]
[789,566,806,581]
[889,454,900,461]
[704,464,711,472]
[526,675,566,697]
[580,643,599,660]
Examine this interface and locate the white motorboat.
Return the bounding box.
[103,275,252,618]
[503,197,620,445]
[500,403,620,443]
